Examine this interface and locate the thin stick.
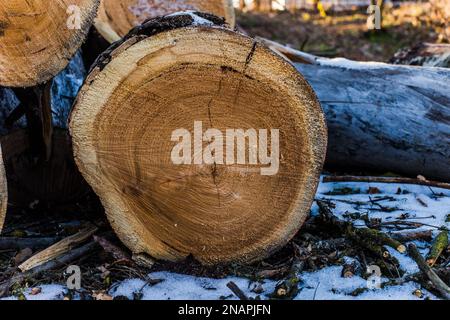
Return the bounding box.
[255,37,319,65]
[407,244,450,300]
[18,224,98,272]
[0,241,98,297]
[322,175,450,191]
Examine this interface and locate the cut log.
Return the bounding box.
[390,43,450,68]
[0,0,99,87]
[69,13,327,265]
[95,0,236,43]
[294,56,450,182]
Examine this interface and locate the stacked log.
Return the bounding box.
[95,0,236,43]
[69,13,328,264]
[0,1,99,215]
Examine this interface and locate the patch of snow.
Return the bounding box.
[166,11,215,26]
[3,177,448,300]
[2,285,66,301]
[110,272,276,300]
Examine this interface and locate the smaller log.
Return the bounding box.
[18,224,98,272]
[426,231,448,267]
[0,0,99,87]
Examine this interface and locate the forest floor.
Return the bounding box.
[1,176,448,300]
[236,4,447,61]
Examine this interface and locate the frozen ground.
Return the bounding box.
[3,177,449,300]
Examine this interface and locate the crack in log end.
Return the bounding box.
[233,42,258,105]
[245,41,258,67]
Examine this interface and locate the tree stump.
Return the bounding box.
[0,0,99,87]
[95,0,236,43]
[69,13,327,265]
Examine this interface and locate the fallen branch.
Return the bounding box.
[18,224,98,272]
[93,235,132,263]
[316,201,405,254]
[322,176,450,191]
[226,281,248,300]
[390,230,433,243]
[270,259,305,300]
[407,244,450,300]
[255,36,318,64]
[426,231,448,267]
[0,241,98,297]
[0,237,59,250]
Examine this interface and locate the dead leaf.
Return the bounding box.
[30,287,42,296]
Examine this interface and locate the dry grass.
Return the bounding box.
[237,2,447,61]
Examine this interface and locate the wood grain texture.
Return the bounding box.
[70,13,327,265]
[18,224,98,272]
[95,0,236,43]
[0,0,99,87]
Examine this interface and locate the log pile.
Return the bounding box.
[0,0,448,289]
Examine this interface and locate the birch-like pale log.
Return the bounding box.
[295,57,450,182]
[258,37,450,182]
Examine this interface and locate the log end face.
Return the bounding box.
[0,0,99,87]
[70,17,327,265]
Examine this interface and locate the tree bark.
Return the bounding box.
[294,57,450,182]
[69,13,327,265]
[95,0,236,43]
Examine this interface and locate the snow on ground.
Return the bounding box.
[3,177,449,300]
